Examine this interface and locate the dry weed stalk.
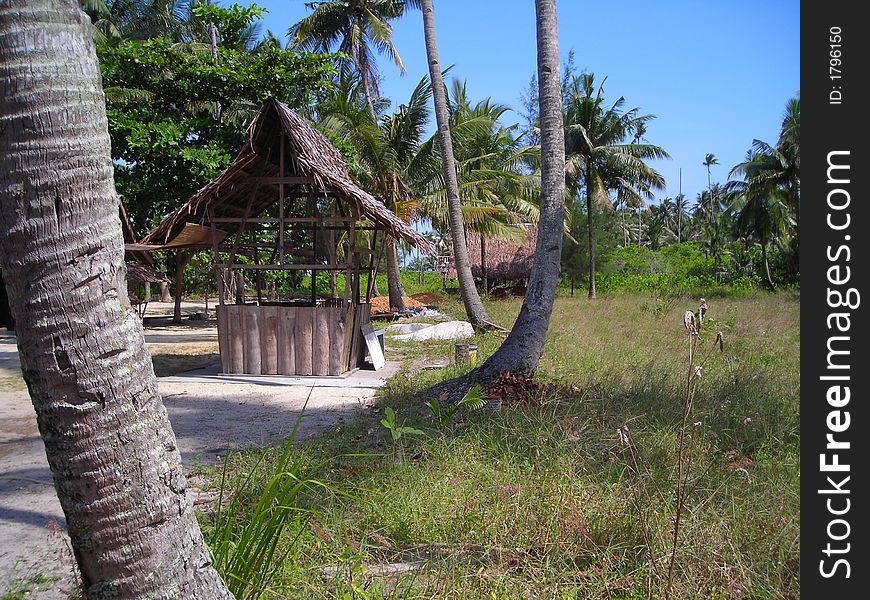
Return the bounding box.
[665,299,724,600]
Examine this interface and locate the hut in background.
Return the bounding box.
[448,224,538,293]
[132,99,432,376]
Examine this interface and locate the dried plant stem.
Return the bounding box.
[665,330,697,599]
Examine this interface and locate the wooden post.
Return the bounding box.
[278,132,285,266]
[172,250,192,324]
[207,205,225,307]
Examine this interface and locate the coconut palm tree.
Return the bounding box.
[702,152,719,223]
[674,193,691,242]
[475,0,565,376]
[1,1,232,595]
[321,74,434,310]
[82,0,208,42]
[729,96,800,264]
[419,0,494,328]
[563,73,669,298]
[725,181,792,290]
[417,80,540,256]
[289,0,419,122]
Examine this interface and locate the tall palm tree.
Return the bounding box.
[1,1,231,595]
[729,97,800,243]
[420,0,494,327]
[702,152,719,223]
[289,0,419,122]
[725,181,792,290]
[321,74,434,310]
[674,193,690,242]
[563,73,668,298]
[417,80,540,252]
[82,0,207,42]
[475,0,565,377]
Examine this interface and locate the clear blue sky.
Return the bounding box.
[248,0,799,206]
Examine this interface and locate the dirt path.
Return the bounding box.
[0,320,398,597]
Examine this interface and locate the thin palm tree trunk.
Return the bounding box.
[761,237,775,291]
[385,236,406,310]
[586,169,597,299]
[420,0,493,328]
[0,2,233,597]
[474,0,565,376]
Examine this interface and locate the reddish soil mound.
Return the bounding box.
[370,295,425,315]
[410,292,445,305]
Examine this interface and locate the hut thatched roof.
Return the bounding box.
[125,263,168,285]
[448,224,538,281]
[139,98,432,253]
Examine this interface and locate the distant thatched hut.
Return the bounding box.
[448,224,538,291]
[132,98,432,376]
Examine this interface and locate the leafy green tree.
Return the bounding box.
[98,14,336,235]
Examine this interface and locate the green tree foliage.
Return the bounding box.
[94,4,336,235]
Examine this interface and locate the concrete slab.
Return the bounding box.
[159,360,402,389]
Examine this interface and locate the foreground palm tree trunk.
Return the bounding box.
[469,0,565,376]
[420,0,494,329]
[0,2,233,597]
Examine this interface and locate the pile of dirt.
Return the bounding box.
[410,292,446,305]
[370,295,425,315]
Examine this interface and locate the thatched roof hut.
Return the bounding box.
[138,98,431,253]
[125,263,168,285]
[131,99,432,377]
[448,224,538,283]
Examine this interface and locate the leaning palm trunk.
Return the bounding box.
[466,0,565,378]
[420,0,494,329]
[0,2,233,597]
[760,237,775,291]
[385,236,407,310]
[585,167,597,299]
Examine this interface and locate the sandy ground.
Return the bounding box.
[0,305,398,597]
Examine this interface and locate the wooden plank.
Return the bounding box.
[329,308,345,375]
[210,217,356,224]
[260,305,279,375]
[226,305,245,374]
[277,307,297,375]
[249,176,316,185]
[214,263,343,271]
[216,305,230,373]
[294,307,313,376]
[312,308,330,376]
[243,306,262,374]
[339,304,355,372]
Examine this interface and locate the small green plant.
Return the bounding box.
[380,406,425,443]
[426,384,488,432]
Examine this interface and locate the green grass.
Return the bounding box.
[1,573,55,600]
[202,291,800,599]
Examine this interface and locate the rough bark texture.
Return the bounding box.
[585,167,597,299]
[385,236,406,310]
[437,0,564,394]
[420,0,493,328]
[0,2,234,598]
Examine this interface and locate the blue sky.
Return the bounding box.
[249,0,799,206]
